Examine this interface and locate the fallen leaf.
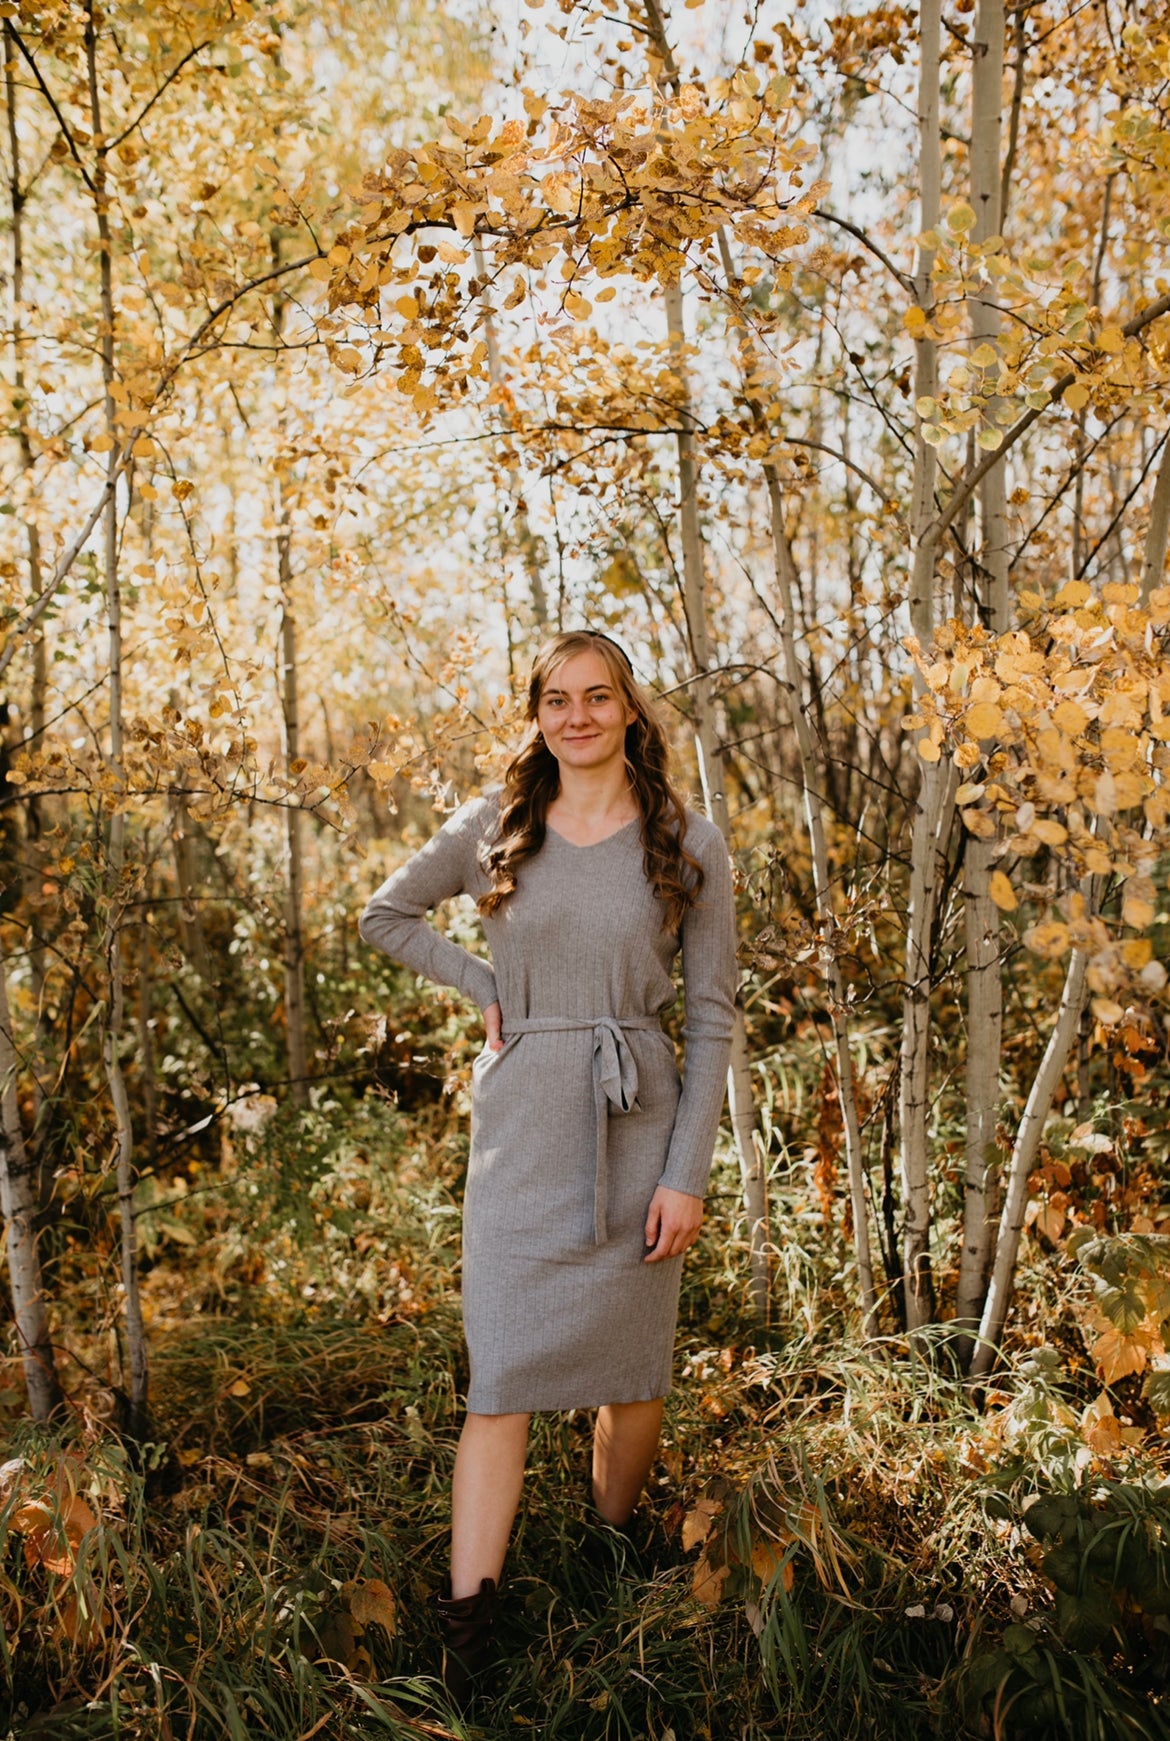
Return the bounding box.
[349,1577,397,1638]
[751,1537,795,1592]
[682,1496,722,1552]
[692,1549,731,1607]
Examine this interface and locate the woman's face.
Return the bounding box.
[535,649,636,776]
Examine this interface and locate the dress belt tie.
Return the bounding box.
[503,1015,662,1245]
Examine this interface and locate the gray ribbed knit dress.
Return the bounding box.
[358,792,736,1413]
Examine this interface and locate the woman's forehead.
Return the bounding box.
[541,648,617,691]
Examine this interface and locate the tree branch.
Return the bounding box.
[814,207,915,295]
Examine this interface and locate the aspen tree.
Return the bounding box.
[641,0,767,1316]
[0,950,61,1421]
[3,25,49,1136]
[955,0,1008,1358]
[900,0,952,1333]
[85,0,148,1433]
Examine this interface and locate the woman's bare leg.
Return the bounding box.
[591,1398,664,1525]
[450,1411,530,1598]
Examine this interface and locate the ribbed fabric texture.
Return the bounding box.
[358,793,737,1411]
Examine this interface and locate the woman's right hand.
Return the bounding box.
[484,1000,505,1052]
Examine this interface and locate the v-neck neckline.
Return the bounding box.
[545,817,639,850]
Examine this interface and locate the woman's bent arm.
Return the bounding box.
[359,797,499,1013]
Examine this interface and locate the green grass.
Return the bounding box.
[3,1103,1168,1740]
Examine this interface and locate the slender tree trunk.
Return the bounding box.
[475,241,548,627]
[169,791,212,982]
[765,471,878,1332]
[270,248,309,1109]
[1140,437,1170,606]
[899,0,947,1333]
[137,905,158,1159]
[955,0,1007,1361]
[663,276,767,1318]
[87,3,148,1433]
[641,0,767,1318]
[970,948,1088,1380]
[0,949,62,1420]
[277,482,308,1108]
[4,25,49,1138]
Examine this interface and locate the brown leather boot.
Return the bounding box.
[434,1576,498,1708]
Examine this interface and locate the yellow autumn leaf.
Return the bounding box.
[1032,1200,1066,1244]
[965,701,1006,739]
[1053,579,1091,608]
[308,257,332,281]
[450,201,479,238]
[954,781,984,806]
[1115,771,1147,809]
[961,807,996,839]
[1023,920,1070,959]
[1122,938,1153,969]
[947,201,977,233]
[564,291,592,320]
[1122,895,1155,929]
[1052,699,1088,735]
[917,738,941,763]
[1082,1393,1123,1456]
[1097,325,1124,354]
[1092,1325,1150,1385]
[1032,819,1068,846]
[1091,997,1124,1026]
[1064,382,1091,411]
[989,871,1017,911]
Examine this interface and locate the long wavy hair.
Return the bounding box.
[478,631,704,933]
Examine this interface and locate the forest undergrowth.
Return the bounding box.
[3,1077,1169,1741]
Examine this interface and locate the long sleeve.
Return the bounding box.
[659,820,737,1197]
[358,798,499,1013]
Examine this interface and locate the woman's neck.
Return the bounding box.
[548,763,637,827]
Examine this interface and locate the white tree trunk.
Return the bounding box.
[5,24,50,1141]
[899,0,947,1332]
[956,0,1008,1357]
[665,275,768,1319]
[764,473,878,1331]
[87,1,149,1433]
[1139,437,1170,606]
[970,949,1088,1380]
[0,951,61,1421]
[475,240,548,627]
[277,489,309,1109]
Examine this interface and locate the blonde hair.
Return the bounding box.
[478,631,703,932]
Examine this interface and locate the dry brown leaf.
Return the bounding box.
[349,1577,397,1638]
[691,1549,731,1608]
[751,1537,795,1592]
[682,1495,722,1552]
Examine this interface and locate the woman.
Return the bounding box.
[358,630,737,1700]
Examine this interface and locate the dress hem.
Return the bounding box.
[465,1385,672,1414]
